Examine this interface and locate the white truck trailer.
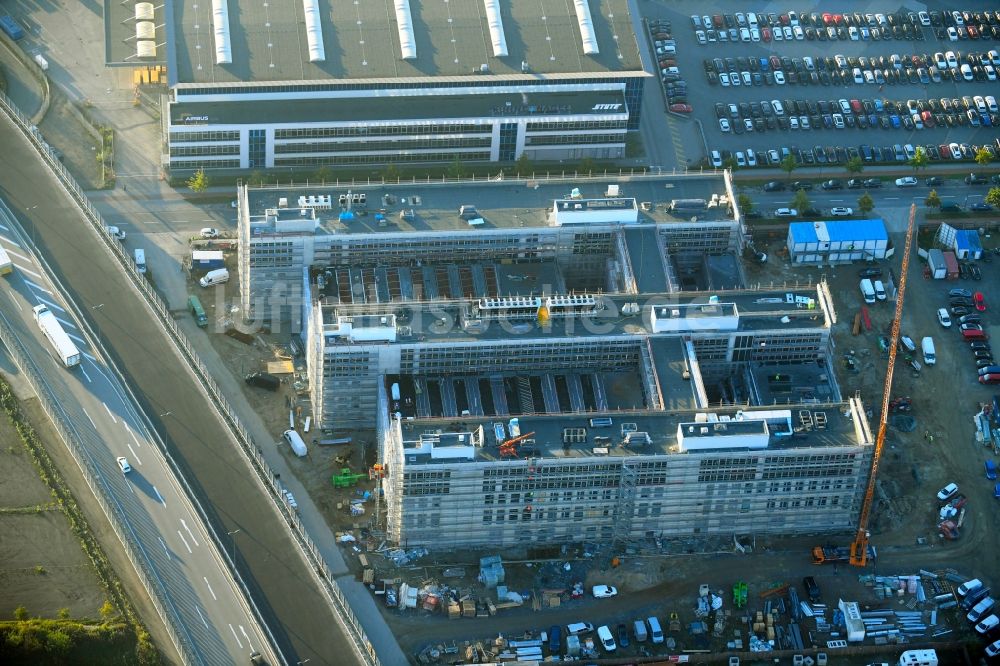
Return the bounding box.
[32,304,81,367]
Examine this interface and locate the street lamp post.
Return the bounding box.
[227,529,241,562]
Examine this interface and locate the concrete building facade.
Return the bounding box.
[161,0,646,171]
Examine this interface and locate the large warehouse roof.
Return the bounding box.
[169,0,642,85]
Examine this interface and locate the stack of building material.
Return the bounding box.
[479,555,505,589]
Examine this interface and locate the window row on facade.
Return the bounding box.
[273,137,493,153]
[273,152,493,167]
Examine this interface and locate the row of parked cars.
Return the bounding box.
[704,49,1000,90]
[649,19,694,114]
[954,578,1000,655]
[711,141,1000,173]
[550,616,666,655]
[937,286,997,384]
[689,10,944,45]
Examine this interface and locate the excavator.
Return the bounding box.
[813,204,916,567]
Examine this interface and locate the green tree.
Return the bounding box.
[974,146,994,167]
[57,607,70,619]
[780,154,797,180]
[985,187,1000,209]
[722,155,739,171]
[514,153,533,177]
[845,156,864,174]
[313,166,332,183]
[99,600,116,622]
[186,167,210,193]
[381,162,400,182]
[908,146,929,173]
[578,157,597,174]
[925,189,942,209]
[14,605,28,620]
[791,188,810,214]
[45,629,72,655]
[858,193,874,214]
[247,170,266,186]
[737,193,754,215]
[447,158,466,179]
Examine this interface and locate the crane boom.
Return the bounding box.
[849,203,916,567]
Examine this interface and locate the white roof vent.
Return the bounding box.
[572,0,600,55]
[211,0,233,65]
[394,0,417,60]
[302,0,326,62]
[136,21,155,40]
[136,41,157,59]
[483,0,508,57]
[135,2,155,20]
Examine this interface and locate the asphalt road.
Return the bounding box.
[0,199,274,663]
[0,116,362,663]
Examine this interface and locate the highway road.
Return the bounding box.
[0,199,275,665]
[0,106,364,664]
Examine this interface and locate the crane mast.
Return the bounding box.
[849,203,916,567]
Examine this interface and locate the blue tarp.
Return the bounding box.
[788,219,888,244]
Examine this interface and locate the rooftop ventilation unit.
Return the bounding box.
[136,21,155,40]
[302,0,326,62]
[483,0,508,57]
[394,0,417,60]
[135,2,154,21]
[136,40,157,59]
[572,0,599,55]
[211,0,232,64]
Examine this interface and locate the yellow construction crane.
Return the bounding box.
[849,203,917,566]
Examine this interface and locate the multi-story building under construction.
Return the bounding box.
[234,174,872,549]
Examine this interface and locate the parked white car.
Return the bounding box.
[937,308,952,328]
[936,482,958,501]
[592,585,618,598]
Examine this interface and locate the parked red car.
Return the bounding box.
[669,103,693,113]
[974,292,986,312]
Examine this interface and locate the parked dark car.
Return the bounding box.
[245,372,281,391]
[858,267,882,279]
[803,576,821,602]
[763,181,786,192]
[617,623,630,649]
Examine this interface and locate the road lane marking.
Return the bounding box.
[181,519,200,547]
[27,285,57,299]
[15,265,41,279]
[127,442,142,465]
[196,606,209,628]
[229,624,243,648]
[829,199,844,202]
[6,291,22,310]
[66,332,86,346]
[83,408,96,429]
[240,626,254,651]
[80,366,91,383]
[177,531,192,554]
[158,536,172,561]
[0,222,8,231]
[4,242,26,253]
[205,578,217,601]
[82,351,97,362]
[124,422,140,447]
[102,402,118,423]
[885,197,900,200]
[153,485,166,507]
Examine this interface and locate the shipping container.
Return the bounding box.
[927,248,946,279]
[942,251,959,279]
[0,15,25,40]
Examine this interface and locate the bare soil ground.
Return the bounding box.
[37,89,103,190]
[0,401,105,620]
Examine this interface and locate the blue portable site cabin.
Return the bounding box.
[786,219,889,264]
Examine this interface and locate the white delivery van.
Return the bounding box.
[632,619,648,642]
[134,248,146,274]
[199,268,229,288]
[968,597,996,623]
[859,279,876,304]
[921,337,936,365]
[282,429,308,457]
[647,616,664,643]
[873,280,887,300]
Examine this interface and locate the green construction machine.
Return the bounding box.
[332,468,366,488]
